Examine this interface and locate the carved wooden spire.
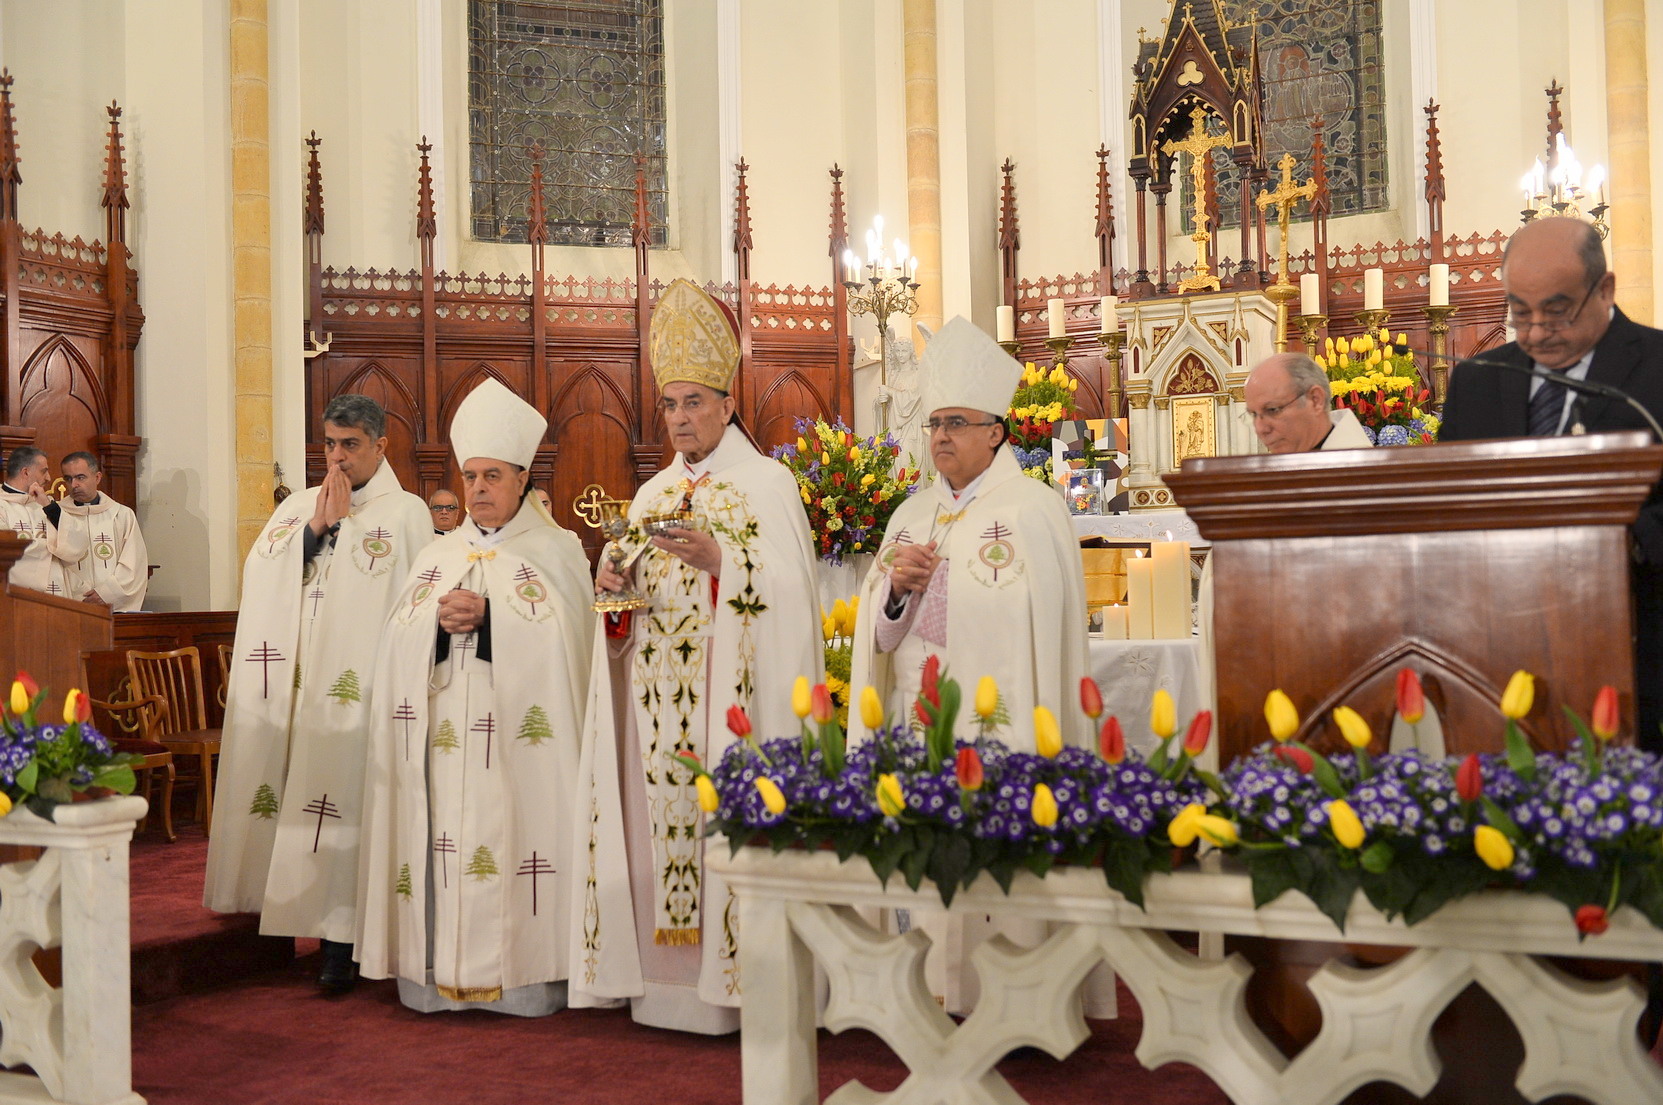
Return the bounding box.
[827,163,848,258]
[415,137,436,241]
[1308,115,1330,215]
[998,157,1019,305]
[630,152,650,247]
[526,143,547,245]
[101,102,129,246]
[1423,100,1445,203]
[733,158,752,280]
[1094,145,1115,291]
[303,131,325,236]
[1544,78,1565,163]
[0,70,21,222]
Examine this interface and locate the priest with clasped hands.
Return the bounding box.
[571,278,822,1034]
[0,446,68,595]
[206,394,431,994]
[356,378,592,1017]
[848,316,1089,754]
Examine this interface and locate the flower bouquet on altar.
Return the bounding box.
[772,417,919,565]
[677,661,1211,908]
[0,673,139,820]
[1315,329,1441,446]
[820,596,858,728]
[1007,361,1079,481]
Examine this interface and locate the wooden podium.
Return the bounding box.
[0,534,112,700]
[1167,432,1663,761]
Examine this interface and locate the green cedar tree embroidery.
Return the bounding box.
[248,782,280,819]
[293,660,302,691]
[395,862,413,900]
[517,705,553,745]
[432,719,460,753]
[465,844,499,881]
[327,668,362,704]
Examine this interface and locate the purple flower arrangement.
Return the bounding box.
[1,673,139,820]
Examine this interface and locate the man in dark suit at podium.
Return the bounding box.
[1441,217,1663,752]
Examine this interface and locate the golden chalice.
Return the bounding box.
[590,496,650,614]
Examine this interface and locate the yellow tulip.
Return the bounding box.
[850,447,862,464]
[1336,336,1350,355]
[1474,825,1515,870]
[8,681,25,715]
[695,775,720,813]
[1324,336,1335,354]
[1034,706,1062,758]
[821,616,837,641]
[975,676,999,719]
[1379,326,1392,344]
[861,473,876,488]
[860,685,885,730]
[1395,332,1408,346]
[820,451,830,466]
[1327,800,1365,849]
[63,688,82,725]
[797,436,808,454]
[1167,803,1206,847]
[876,773,905,817]
[1196,815,1239,848]
[754,776,787,815]
[1264,689,1299,742]
[791,676,812,719]
[1031,783,1059,827]
[0,792,12,817]
[1500,670,1535,720]
[1332,705,1371,750]
[1069,379,1079,392]
[1149,689,1177,740]
[831,599,850,630]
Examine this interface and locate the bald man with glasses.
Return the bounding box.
[1441,216,1663,753]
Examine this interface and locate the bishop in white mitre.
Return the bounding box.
[48,451,148,611]
[0,446,68,596]
[572,278,822,1034]
[356,379,592,1016]
[204,395,431,992]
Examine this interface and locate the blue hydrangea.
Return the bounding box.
[1375,425,1411,447]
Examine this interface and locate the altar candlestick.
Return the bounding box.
[1100,295,1119,329]
[1429,263,1450,307]
[1047,298,1067,339]
[1100,604,1128,641]
[996,305,1015,342]
[1363,268,1384,311]
[1299,274,1320,316]
[1125,554,1155,640]
[1149,540,1192,639]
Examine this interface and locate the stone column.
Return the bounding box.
[1605,0,1653,324]
[902,0,943,345]
[231,0,273,556]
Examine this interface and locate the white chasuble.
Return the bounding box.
[51,496,148,610]
[203,460,431,942]
[355,501,592,1008]
[0,491,66,596]
[848,447,1091,753]
[570,424,822,1031]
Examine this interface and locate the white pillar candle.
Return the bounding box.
[1149,541,1192,639]
[1125,555,1155,640]
[1363,267,1384,311]
[1100,604,1128,640]
[996,304,1015,342]
[1100,295,1119,330]
[1047,298,1066,339]
[1299,273,1320,316]
[1429,263,1450,307]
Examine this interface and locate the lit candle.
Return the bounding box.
[1100,295,1119,330]
[1429,263,1449,307]
[1363,268,1383,311]
[1100,604,1128,641]
[996,305,1015,343]
[1149,540,1192,639]
[1047,298,1066,339]
[908,256,919,281]
[1125,553,1155,640]
[1299,273,1320,316]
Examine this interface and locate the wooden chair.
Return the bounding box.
[78,652,175,842]
[126,647,222,836]
[216,643,232,710]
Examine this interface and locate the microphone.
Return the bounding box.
[1394,345,1663,444]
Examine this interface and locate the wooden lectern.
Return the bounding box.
[0,535,113,699]
[1167,432,1663,761]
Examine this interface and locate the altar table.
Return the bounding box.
[1088,635,1211,755]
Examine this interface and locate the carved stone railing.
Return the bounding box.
[0,796,145,1105]
[714,847,1663,1105]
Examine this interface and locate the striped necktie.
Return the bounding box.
[1527,374,1568,436]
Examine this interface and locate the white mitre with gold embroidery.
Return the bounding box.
[451,378,546,468]
[919,316,1022,419]
[648,278,740,393]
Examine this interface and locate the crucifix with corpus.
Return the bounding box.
[1256,152,1319,352]
[1162,104,1233,294]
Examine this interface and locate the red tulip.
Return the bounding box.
[921,654,941,708]
[1574,904,1609,936]
[1456,753,1482,803]
[15,671,37,698]
[811,683,834,724]
[726,704,752,739]
[1396,668,1424,724]
[74,689,92,724]
[915,699,931,727]
[1098,716,1126,764]
[1182,710,1212,757]
[1591,685,1619,742]
[1273,744,1314,774]
[1079,678,1103,720]
[956,746,984,791]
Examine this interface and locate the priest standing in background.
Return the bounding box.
[428,488,463,535]
[0,446,65,595]
[1244,353,1374,453]
[357,379,592,1016]
[848,317,1089,752]
[48,451,149,610]
[205,394,431,992]
[572,278,822,1034]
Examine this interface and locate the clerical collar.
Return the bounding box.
[0,484,20,496]
[942,466,991,507]
[683,456,711,480]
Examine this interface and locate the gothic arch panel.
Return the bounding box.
[750,369,830,450]
[17,331,104,475]
[549,362,637,555]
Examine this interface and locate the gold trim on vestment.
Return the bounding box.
[655,926,701,946]
[437,984,502,1002]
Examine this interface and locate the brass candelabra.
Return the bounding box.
[844,266,921,433]
[998,339,1021,359]
[1099,331,1126,420]
[1424,304,1459,408]
[1353,308,1391,334]
[1294,314,1328,354]
[1045,335,1074,369]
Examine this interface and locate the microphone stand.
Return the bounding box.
[1409,347,1663,444]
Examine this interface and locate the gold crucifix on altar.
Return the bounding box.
[1161,105,1233,293]
[1255,152,1319,352]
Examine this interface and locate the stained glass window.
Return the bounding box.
[468,0,668,246]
